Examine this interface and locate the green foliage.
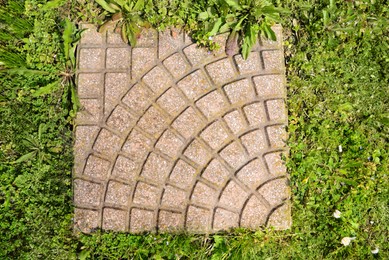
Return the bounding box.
[94,0,287,58]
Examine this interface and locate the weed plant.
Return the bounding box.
[0,0,388,259]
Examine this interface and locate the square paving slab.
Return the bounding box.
[74,24,290,233]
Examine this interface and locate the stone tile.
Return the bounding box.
[136,28,157,47]
[74,179,102,207]
[106,48,131,69]
[264,152,287,176]
[201,159,230,187]
[105,181,132,207]
[74,208,99,233]
[196,90,228,119]
[80,24,105,45]
[107,105,134,133]
[141,153,172,183]
[79,48,105,70]
[191,182,217,207]
[213,208,239,231]
[130,208,155,233]
[105,73,129,114]
[205,58,235,85]
[184,140,211,166]
[159,30,183,59]
[163,53,190,79]
[78,73,103,98]
[107,30,125,45]
[183,44,213,66]
[219,142,247,169]
[122,83,152,112]
[212,33,229,56]
[77,99,101,123]
[132,48,156,79]
[234,52,261,74]
[74,126,100,175]
[137,106,167,137]
[200,121,229,150]
[161,185,187,210]
[240,129,268,156]
[219,181,249,211]
[122,129,151,161]
[93,129,122,156]
[102,208,127,231]
[177,70,212,100]
[261,50,284,72]
[155,130,184,158]
[133,182,160,208]
[236,159,268,190]
[266,125,287,148]
[267,202,291,229]
[223,79,255,104]
[243,102,267,126]
[186,206,211,232]
[258,178,289,206]
[254,75,285,97]
[75,24,289,233]
[158,211,182,231]
[112,155,138,181]
[266,99,287,122]
[142,66,172,94]
[169,160,197,189]
[156,88,187,117]
[223,110,246,134]
[172,107,203,139]
[83,155,111,180]
[241,196,269,228]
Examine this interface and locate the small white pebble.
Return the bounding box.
[341,237,356,246]
[333,210,342,219]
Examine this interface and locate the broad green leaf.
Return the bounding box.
[13,151,37,164]
[224,0,242,10]
[219,23,231,33]
[126,24,137,47]
[0,68,49,75]
[71,84,79,113]
[120,23,129,44]
[63,18,73,60]
[209,18,223,36]
[198,11,209,20]
[42,0,66,10]
[242,40,250,60]
[323,10,329,26]
[33,82,59,97]
[95,0,117,13]
[134,0,145,11]
[263,23,276,41]
[111,0,125,8]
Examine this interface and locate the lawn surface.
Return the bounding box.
[0,0,388,259]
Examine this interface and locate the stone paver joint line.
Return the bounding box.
[74,24,290,233]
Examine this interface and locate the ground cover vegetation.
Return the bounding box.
[0,0,387,258]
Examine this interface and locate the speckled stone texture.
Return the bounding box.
[74,24,290,233]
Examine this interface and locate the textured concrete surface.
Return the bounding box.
[74,24,290,233]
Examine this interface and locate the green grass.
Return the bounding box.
[0,0,388,259]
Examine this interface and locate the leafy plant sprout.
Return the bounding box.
[95,0,288,59]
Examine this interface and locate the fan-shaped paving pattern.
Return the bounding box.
[74,24,290,233]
